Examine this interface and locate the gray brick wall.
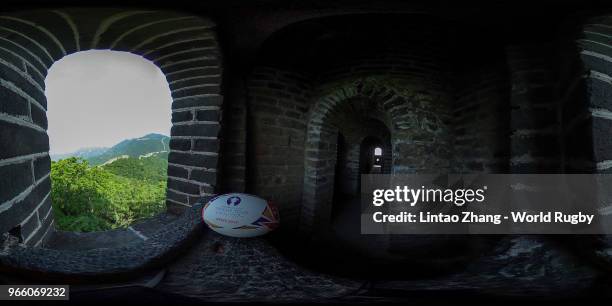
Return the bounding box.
[247,68,311,232]
[451,63,510,173]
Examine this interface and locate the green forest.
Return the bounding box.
[50,156,167,232]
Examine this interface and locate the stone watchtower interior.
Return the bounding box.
[0,0,612,303]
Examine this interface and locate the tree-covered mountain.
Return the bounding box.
[102,152,168,182]
[88,133,169,165]
[51,147,109,161]
[51,157,166,232]
[50,133,170,232]
[54,133,170,165]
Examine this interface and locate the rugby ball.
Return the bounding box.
[202,193,279,238]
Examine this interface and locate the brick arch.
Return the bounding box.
[0,8,222,247]
[300,76,450,233]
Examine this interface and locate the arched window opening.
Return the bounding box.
[45,50,172,232]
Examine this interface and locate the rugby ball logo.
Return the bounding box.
[202,193,279,238]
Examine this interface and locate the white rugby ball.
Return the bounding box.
[202,193,279,238]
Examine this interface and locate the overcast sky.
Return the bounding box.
[45,50,172,155]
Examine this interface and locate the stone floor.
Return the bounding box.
[155,230,612,303]
[156,231,361,303]
[46,213,179,251]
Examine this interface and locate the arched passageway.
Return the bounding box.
[301,80,451,236]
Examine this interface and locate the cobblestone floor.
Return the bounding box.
[156,230,612,303]
[156,231,362,303]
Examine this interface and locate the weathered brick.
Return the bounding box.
[172,95,222,110]
[0,120,49,159]
[0,176,50,234]
[196,110,220,122]
[0,89,29,118]
[169,151,218,168]
[37,194,53,222]
[193,139,219,152]
[172,110,193,123]
[0,161,33,204]
[190,169,217,184]
[33,155,50,181]
[582,52,612,78]
[167,164,189,179]
[172,85,220,99]
[20,212,40,242]
[23,201,52,247]
[167,177,200,195]
[588,77,612,110]
[171,123,220,137]
[169,138,191,151]
[147,38,217,63]
[168,76,221,92]
[592,116,612,161]
[31,109,48,132]
[164,59,219,75]
[0,65,46,106]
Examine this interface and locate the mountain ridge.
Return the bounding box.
[51,133,170,165]
[51,147,109,161]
